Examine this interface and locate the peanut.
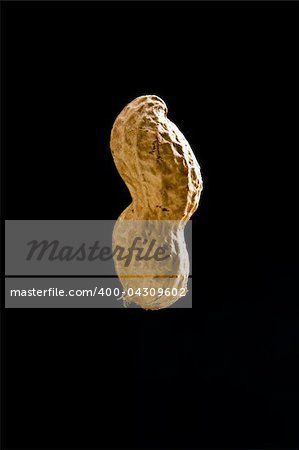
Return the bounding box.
[110,95,203,309]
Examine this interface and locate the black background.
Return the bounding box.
[1,1,298,449]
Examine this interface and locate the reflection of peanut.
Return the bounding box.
[110,95,203,309]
